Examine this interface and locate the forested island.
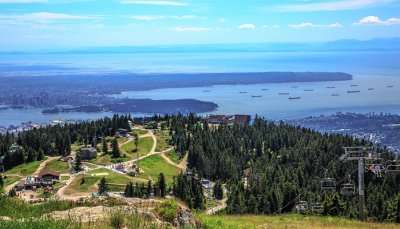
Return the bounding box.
[0,72,351,115]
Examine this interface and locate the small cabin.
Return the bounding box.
[38,170,60,185]
[79,147,97,160]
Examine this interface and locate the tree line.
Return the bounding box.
[0,115,131,170]
[167,114,400,222]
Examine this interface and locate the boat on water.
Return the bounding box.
[239,91,248,94]
[278,92,290,95]
[368,88,375,91]
[331,93,340,97]
[387,85,394,88]
[304,89,314,92]
[347,90,361,93]
[251,95,262,98]
[326,86,336,89]
[288,96,301,100]
[350,84,359,87]
[203,90,211,93]
[261,89,269,91]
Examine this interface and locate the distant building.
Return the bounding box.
[38,169,60,185]
[207,114,251,126]
[79,147,97,160]
[115,128,129,137]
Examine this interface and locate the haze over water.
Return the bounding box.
[1,49,400,126]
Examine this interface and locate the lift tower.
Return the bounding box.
[340,146,380,220]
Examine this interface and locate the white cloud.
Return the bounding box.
[289,22,343,29]
[174,26,210,32]
[354,16,400,25]
[276,0,395,12]
[238,23,256,30]
[121,0,187,6]
[0,0,46,3]
[0,12,98,24]
[129,15,199,21]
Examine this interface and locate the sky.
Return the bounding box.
[0,0,400,51]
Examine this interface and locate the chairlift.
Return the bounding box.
[386,161,400,173]
[310,202,324,214]
[340,183,356,197]
[340,174,355,197]
[320,178,336,191]
[295,200,308,214]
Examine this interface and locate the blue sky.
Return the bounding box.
[0,0,399,50]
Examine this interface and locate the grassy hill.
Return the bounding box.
[138,155,180,184]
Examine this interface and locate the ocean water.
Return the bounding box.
[0,50,399,126]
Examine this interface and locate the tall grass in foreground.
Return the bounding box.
[196,213,400,229]
[0,218,79,229]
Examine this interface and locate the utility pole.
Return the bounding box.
[341,146,378,221]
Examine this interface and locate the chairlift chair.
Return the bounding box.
[386,161,400,173]
[310,202,324,214]
[320,178,336,191]
[295,201,308,214]
[340,183,356,196]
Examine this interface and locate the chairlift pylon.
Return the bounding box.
[386,160,400,173]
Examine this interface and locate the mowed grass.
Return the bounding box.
[64,174,99,194]
[155,130,171,152]
[4,160,44,176]
[3,175,22,186]
[65,168,148,194]
[121,136,154,157]
[165,150,181,164]
[196,213,400,229]
[132,129,149,136]
[44,159,70,173]
[138,155,180,184]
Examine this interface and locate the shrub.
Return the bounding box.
[156,199,178,223]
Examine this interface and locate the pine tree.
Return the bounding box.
[102,138,108,154]
[98,177,108,195]
[133,133,139,153]
[158,173,166,198]
[112,138,120,158]
[8,188,16,197]
[147,180,152,197]
[213,181,223,200]
[74,153,81,173]
[0,175,4,188]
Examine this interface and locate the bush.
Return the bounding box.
[156,199,178,223]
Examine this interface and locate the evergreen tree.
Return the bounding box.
[158,173,166,198]
[74,153,81,173]
[98,177,108,195]
[213,181,224,200]
[8,188,16,197]
[133,133,139,152]
[102,138,108,154]
[111,138,120,158]
[124,182,133,197]
[147,180,152,197]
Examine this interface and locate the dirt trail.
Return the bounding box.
[206,186,228,215]
[33,156,60,176]
[159,149,186,171]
